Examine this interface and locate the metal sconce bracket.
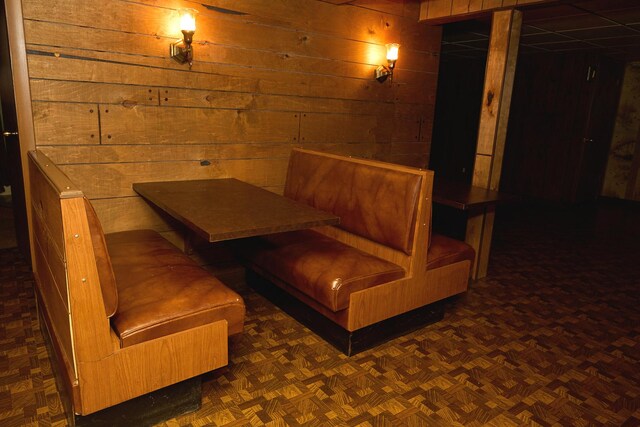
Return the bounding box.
[170,30,195,67]
[375,62,396,83]
[375,43,399,83]
[375,65,392,83]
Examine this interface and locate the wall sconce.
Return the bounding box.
[375,43,400,83]
[170,8,198,67]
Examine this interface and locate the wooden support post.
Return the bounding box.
[468,9,521,279]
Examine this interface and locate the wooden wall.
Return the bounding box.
[21,0,441,235]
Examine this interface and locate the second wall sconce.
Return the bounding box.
[375,43,400,83]
[170,8,198,67]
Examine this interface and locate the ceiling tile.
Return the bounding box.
[597,9,640,25]
[441,44,478,53]
[459,39,490,49]
[523,5,585,22]
[441,0,640,61]
[587,35,640,47]
[558,25,638,40]
[521,32,573,44]
[573,0,640,13]
[529,14,618,31]
[443,32,488,43]
[521,25,548,35]
[518,45,548,54]
[534,40,595,51]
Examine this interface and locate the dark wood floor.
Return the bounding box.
[0,201,639,426]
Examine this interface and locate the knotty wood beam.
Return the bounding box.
[419,0,552,23]
[467,9,521,279]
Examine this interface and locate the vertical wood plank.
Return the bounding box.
[468,9,522,279]
[469,0,484,12]
[427,0,453,19]
[474,9,522,184]
[482,0,504,10]
[451,0,471,15]
[472,154,492,189]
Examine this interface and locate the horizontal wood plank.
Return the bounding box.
[99,105,299,144]
[300,113,378,144]
[33,102,100,145]
[38,143,293,164]
[58,158,289,198]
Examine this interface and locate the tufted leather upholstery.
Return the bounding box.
[427,233,475,271]
[284,150,422,255]
[238,230,406,312]
[84,198,118,317]
[106,229,245,347]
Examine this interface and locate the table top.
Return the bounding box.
[433,179,509,210]
[133,178,340,242]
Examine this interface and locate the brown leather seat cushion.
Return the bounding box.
[106,229,245,347]
[427,233,475,271]
[236,229,405,312]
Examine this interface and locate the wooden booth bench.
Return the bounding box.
[28,151,245,423]
[233,148,475,355]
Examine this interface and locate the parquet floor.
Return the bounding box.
[1,202,639,426]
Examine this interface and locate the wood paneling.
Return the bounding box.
[100,105,298,144]
[22,0,441,245]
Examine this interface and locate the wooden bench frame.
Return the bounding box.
[28,150,230,416]
[242,149,471,353]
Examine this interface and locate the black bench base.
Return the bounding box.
[246,269,446,356]
[73,376,201,427]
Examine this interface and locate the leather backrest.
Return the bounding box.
[83,197,118,317]
[284,150,422,255]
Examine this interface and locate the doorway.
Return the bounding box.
[1,0,28,255]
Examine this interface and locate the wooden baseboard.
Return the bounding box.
[246,270,445,356]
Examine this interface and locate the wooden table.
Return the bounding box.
[433,180,506,211]
[133,178,339,243]
[432,179,511,280]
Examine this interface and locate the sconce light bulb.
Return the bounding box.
[386,43,400,62]
[179,8,197,33]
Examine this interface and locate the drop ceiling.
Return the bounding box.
[441,0,640,61]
